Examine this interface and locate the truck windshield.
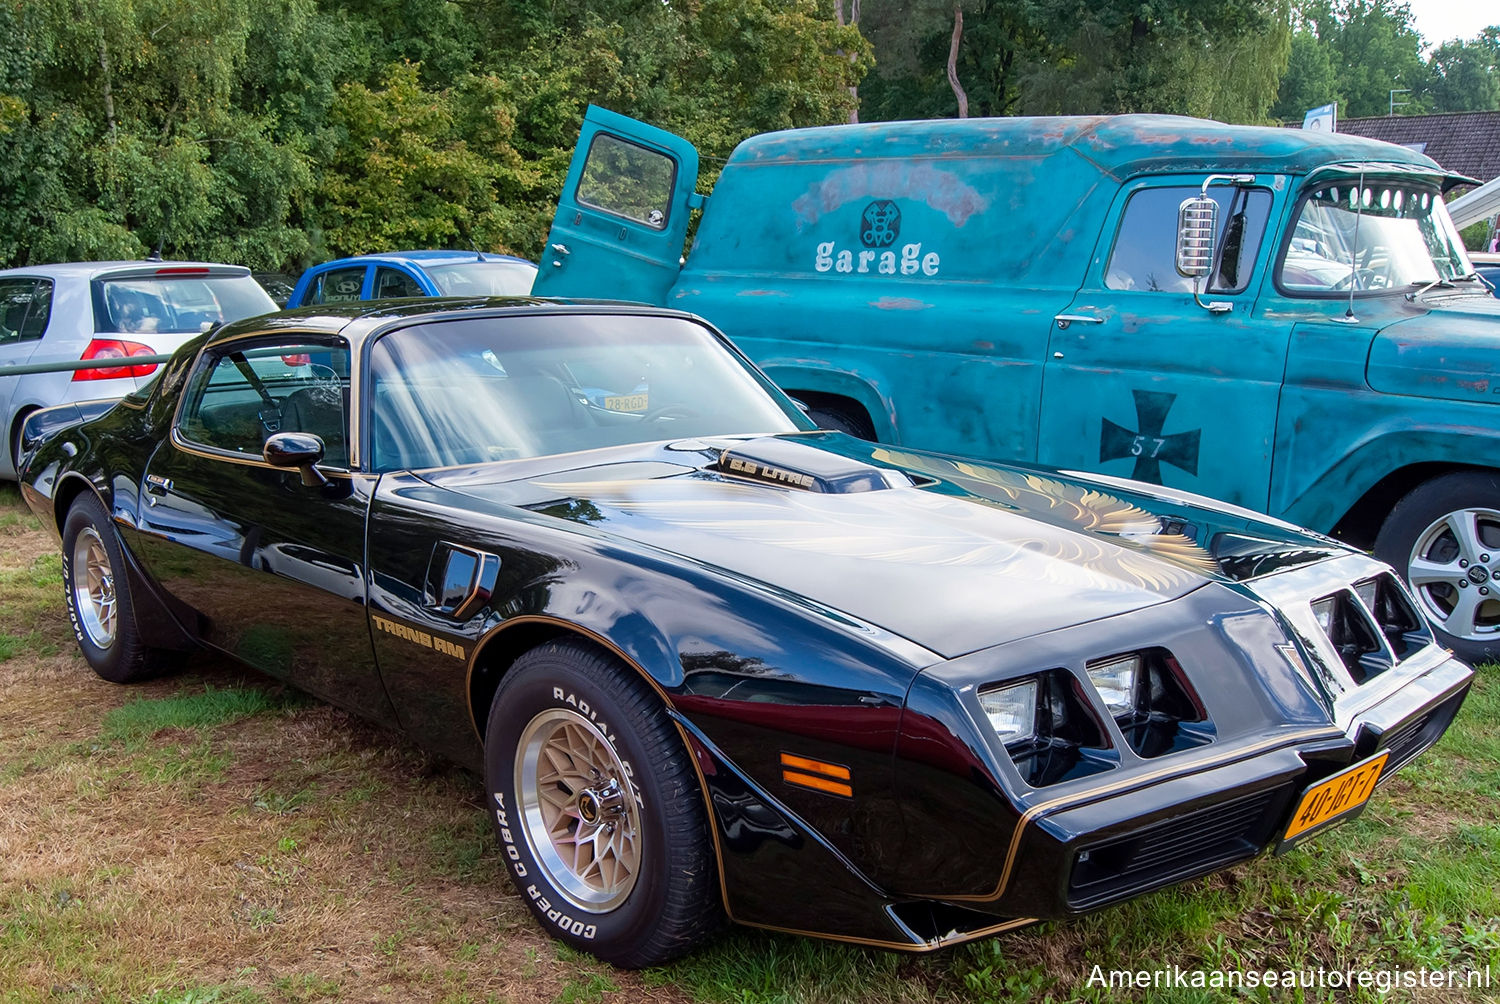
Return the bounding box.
[1278,182,1472,294]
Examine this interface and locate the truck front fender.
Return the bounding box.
[1276,424,1500,535]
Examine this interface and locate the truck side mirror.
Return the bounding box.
[1176,195,1219,280]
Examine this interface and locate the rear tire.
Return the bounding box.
[483,640,722,967]
[61,493,174,683]
[1374,471,1500,664]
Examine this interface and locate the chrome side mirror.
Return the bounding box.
[1176,195,1219,279]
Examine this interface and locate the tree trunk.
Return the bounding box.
[834,0,861,124]
[98,34,117,141]
[948,4,969,118]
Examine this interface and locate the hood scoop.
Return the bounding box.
[716,437,913,493]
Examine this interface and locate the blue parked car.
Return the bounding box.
[286,250,536,308]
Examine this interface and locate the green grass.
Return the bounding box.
[100,685,299,745]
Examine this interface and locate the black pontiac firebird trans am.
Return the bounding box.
[18,299,1472,967]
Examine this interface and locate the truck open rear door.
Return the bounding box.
[531,106,701,304]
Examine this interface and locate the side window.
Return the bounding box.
[178,339,352,467]
[374,267,424,299]
[1106,186,1272,294]
[0,278,51,344]
[308,267,367,305]
[576,133,675,230]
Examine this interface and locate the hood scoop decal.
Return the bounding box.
[717,437,912,493]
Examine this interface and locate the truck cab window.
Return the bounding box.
[1106,186,1271,294]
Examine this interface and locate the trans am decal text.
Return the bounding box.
[371,613,466,659]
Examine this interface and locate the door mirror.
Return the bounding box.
[1176,195,1219,279]
[263,432,328,487]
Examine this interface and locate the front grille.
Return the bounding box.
[1374,688,1467,781]
[1067,786,1290,909]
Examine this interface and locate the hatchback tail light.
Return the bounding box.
[73,339,159,381]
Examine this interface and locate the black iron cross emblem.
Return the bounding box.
[1099,390,1201,483]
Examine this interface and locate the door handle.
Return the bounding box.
[550,243,570,268]
[1054,313,1104,330]
[145,474,172,495]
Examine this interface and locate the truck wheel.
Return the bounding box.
[61,493,174,683]
[805,404,875,440]
[483,640,722,967]
[1375,471,1500,664]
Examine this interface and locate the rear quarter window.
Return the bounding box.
[0,278,53,343]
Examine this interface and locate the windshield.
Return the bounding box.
[368,313,809,471]
[95,273,277,334]
[1278,182,1472,294]
[426,261,537,297]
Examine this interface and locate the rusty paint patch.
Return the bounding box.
[871,297,934,312]
[1457,378,1490,393]
[792,162,988,230]
[736,289,791,298]
[973,341,994,351]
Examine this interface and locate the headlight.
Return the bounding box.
[978,679,1037,744]
[1085,654,1140,716]
[1084,649,1212,759]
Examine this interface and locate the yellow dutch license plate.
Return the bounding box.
[603,394,649,413]
[1278,750,1389,850]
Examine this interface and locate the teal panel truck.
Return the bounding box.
[533,106,1500,662]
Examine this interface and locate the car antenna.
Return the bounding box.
[467,237,488,262]
[1343,169,1364,323]
[146,240,163,263]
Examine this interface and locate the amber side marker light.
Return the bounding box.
[780,752,853,797]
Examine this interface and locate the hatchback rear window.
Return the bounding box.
[94,273,276,334]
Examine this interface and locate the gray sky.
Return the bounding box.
[1406,0,1497,47]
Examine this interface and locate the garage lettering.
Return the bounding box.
[371,613,466,660]
[814,240,940,277]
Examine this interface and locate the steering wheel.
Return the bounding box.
[1331,267,1384,292]
[640,404,699,424]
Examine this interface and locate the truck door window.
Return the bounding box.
[1106,186,1271,294]
[576,134,676,230]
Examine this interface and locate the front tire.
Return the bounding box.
[61,493,174,683]
[1375,471,1500,664]
[483,640,721,967]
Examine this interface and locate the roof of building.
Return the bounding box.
[1336,111,1500,191]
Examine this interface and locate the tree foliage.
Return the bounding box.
[0,0,866,269]
[2,0,1494,274]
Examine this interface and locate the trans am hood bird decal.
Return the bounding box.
[518,445,1227,657]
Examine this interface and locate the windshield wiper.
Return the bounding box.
[1405,277,1456,301]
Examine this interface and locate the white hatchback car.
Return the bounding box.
[0,261,277,479]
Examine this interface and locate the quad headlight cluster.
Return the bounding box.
[978,648,1214,787]
[1311,574,1428,683]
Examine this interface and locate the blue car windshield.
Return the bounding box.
[426,261,537,297]
[368,313,809,471]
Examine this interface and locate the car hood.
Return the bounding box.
[1368,288,1500,404]
[422,433,1347,658]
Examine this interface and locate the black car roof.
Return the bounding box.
[206,296,693,348]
